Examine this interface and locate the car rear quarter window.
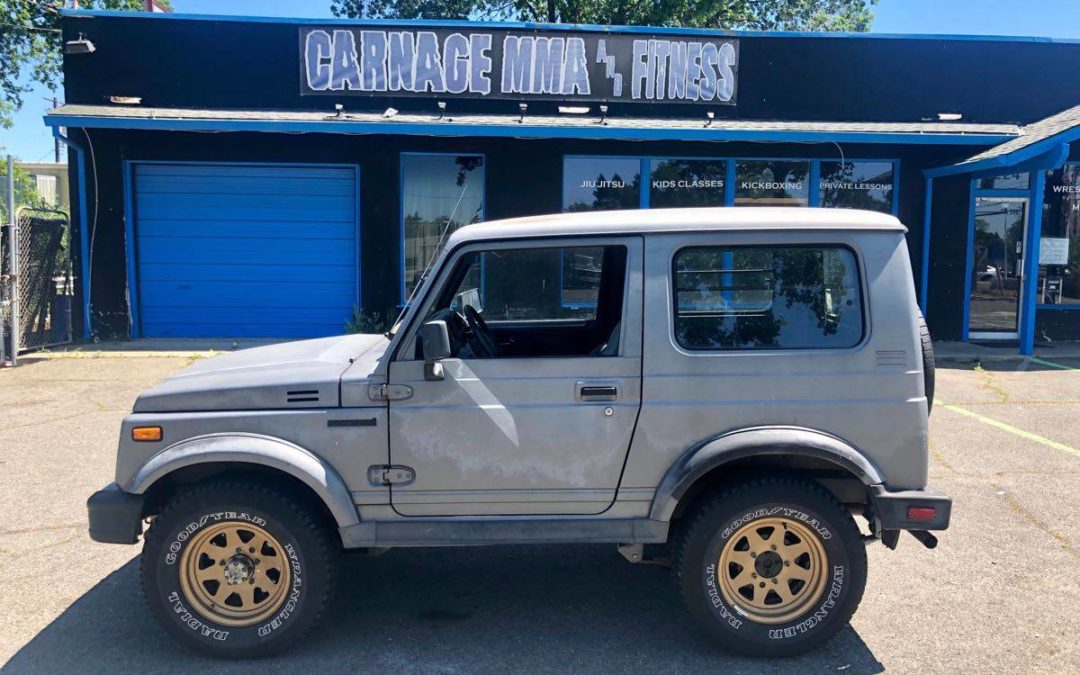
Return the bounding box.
[672,245,864,350]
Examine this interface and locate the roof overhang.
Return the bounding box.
[44,105,1020,146]
[925,102,1080,178]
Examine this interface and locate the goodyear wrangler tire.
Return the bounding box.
[919,314,935,414]
[673,479,866,657]
[141,481,339,658]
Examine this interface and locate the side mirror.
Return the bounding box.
[420,320,451,381]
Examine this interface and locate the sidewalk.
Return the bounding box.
[18,338,285,359]
[934,340,1080,365]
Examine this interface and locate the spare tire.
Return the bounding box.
[918,314,935,414]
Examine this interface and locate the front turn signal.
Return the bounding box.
[132,426,163,442]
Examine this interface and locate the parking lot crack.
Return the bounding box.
[992,483,1078,558]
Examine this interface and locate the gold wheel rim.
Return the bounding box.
[717,516,828,625]
[178,521,292,627]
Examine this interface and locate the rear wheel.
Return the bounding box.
[673,478,867,657]
[141,480,339,658]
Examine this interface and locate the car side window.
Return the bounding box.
[672,245,863,350]
[422,244,627,359]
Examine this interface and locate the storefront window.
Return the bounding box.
[819,161,895,213]
[562,157,641,211]
[1039,164,1080,305]
[977,173,1030,191]
[402,154,485,299]
[649,158,727,207]
[734,160,810,207]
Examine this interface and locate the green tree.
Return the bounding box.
[331,0,876,31]
[0,0,168,128]
[0,146,43,222]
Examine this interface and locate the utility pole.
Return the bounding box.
[51,98,60,163]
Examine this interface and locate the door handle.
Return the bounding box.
[577,383,618,401]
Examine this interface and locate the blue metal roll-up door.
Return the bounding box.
[132,163,358,338]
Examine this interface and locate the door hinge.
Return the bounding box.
[368,383,414,401]
[368,464,416,486]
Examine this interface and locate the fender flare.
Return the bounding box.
[649,426,884,522]
[125,432,360,530]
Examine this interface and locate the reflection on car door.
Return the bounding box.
[387,237,643,516]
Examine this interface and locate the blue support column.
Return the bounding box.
[920,177,933,313]
[1019,171,1046,355]
[54,128,94,340]
[808,161,821,207]
[725,161,736,206]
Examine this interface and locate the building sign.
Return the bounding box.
[650,158,727,207]
[300,27,738,104]
[819,160,895,213]
[1040,237,1070,266]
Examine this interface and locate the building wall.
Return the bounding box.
[925,174,973,341]
[72,127,969,339]
[61,13,1080,125]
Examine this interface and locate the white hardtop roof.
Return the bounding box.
[448,207,906,246]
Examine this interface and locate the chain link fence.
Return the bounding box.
[1,160,12,364]
[2,159,73,363]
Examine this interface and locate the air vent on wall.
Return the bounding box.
[286,389,321,404]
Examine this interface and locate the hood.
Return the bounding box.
[134,334,389,413]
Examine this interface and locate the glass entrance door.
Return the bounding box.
[969,198,1028,339]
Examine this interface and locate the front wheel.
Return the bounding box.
[141,480,339,658]
[673,478,867,657]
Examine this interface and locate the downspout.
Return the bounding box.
[52,127,92,339]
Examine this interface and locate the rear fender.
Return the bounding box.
[649,426,884,521]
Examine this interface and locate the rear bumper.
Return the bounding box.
[870,485,952,531]
[87,482,144,544]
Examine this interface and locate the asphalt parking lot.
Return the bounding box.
[1,350,1078,674]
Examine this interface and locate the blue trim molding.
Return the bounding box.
[44,114,1015,147]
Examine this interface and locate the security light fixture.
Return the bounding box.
[598,104,609,126]
[705,111,715,127]
[383,107,398,118]
[334,103,344,118]
[937,112,963,121]
[558,106,590,115]
[65,34,96,55]
[437,100,447,120]
[518,102,528,123]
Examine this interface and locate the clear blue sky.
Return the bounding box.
[4,0,1080,161]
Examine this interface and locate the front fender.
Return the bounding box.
[649,426,884,521]
[125,432,360,530]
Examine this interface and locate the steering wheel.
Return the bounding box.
[464,305,499,358]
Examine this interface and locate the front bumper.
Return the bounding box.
[87,482,145,544]
[871,485,952,531]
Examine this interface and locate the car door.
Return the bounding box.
[387,236,643,516]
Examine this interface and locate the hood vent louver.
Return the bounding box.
[286,389,321,404]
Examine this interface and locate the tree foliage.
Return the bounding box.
[331,0,877,31]
[0,147,43,221]
[0,0,165,128]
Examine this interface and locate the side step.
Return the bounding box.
[340,517,669,549]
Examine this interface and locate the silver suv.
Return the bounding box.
[88,207,950,658]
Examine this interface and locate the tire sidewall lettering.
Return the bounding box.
[702,503,848,639]
[157,509,304,644]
